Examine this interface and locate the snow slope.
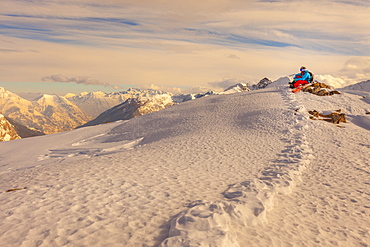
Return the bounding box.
[340,79,370,105]
[0,83,369,246]
[341,79,370,92]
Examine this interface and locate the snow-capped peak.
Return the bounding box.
[224,83,250,94]
[64,93,77,98]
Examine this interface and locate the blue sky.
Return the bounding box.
[1,0,369,94]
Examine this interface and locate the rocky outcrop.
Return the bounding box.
[0,114,44,141]
[0,114,21,142]
[251,77,273,90]
[308,109,347,124]
[302,82,341,96]
[222,78,272,93]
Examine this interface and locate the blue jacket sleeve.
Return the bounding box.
[300,71,311,81]
[294,70,311,81]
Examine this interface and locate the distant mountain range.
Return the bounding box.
[0,86,183,140]
[0,87,91,135]
[65,88,172,118]
[78,82,255,127]
[0,77,368,141]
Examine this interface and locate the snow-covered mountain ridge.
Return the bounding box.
[80,94,176,127]
[65,88,171,118]
[1,76,368,139]
[65,77,272,117]
[0,78,267,138]
[65,83,253,119]
[34,94,91,133]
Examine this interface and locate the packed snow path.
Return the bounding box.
[0,85,369,246]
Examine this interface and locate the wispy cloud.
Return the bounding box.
[42,75,122,89]
[0,48,22,53]
[338,57,370,81]
[318,57,370,87]
[2,0,368,54]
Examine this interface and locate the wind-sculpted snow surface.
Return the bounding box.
[160,86,315,247]
[0,120,142,173]
[1,81,370,247]
[38,135,143,161]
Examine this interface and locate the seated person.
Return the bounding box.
[292,66,312,88]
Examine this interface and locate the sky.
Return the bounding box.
[0,0,370,95]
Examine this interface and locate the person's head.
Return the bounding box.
[300,66,306,72]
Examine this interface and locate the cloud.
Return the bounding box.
[314,57,370,88]
[0,48,21,53]
[143,84,184,94]
[226,54,240,59]
[339,57,370,78]
[2,0,369,55]
[42,74,122,89]
[315,75,349,88]
[322,57,370,86]
[0,48,38,53]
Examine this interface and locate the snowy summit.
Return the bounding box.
[0,78,370,246]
